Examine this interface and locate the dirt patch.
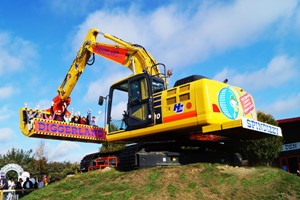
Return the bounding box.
[217,165,256,178]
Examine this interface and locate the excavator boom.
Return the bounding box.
[58,28,98,100]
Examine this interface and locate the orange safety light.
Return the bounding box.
[167,69,173,77]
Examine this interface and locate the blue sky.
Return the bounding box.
[0,0,299,163]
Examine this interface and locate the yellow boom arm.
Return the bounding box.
[58,28,165,101]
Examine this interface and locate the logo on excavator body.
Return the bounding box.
[218,86,255,120]
[218,87,241,120]
[173,103,184,113]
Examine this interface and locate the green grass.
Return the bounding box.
[148,171,161,181]
[167,184,178,198]
[20,164,300,200]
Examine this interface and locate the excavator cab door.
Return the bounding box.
[124,73,154,130]
[107,73,154,133]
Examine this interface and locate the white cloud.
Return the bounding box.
[0,86,14,99]
[45,141,100,163]
[36,99,52,110]
[0,32,37,76]
[83,67,131,102]
[72,0,297,68]
[0,128,14,142]
[111,101,127,120]
[0,106,12,121]
[22,99,52,111]
[295,6,300,32]
[262,92,300,118]
[47,141,80,162]
[213,55,299,91]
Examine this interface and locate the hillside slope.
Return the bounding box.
[21,163,300,200]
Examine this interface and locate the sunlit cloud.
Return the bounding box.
[36,99,52,110]
[0,32,37,77]
[0,106,12,121]
[0,86,14,99]
[0,128,14,142]
[213,55,299,91]
[83,67,131,102]
[72,0,297,68]
[261,92,300,118]
[47,141,80,161]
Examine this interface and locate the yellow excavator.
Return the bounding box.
[20,28,282,170]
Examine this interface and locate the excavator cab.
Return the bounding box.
[106,73,161,133]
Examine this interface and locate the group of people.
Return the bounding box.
[21,175,49,189]
[0,173,49,199]
[25,107,100,131]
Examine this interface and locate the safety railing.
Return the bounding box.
[0,188,37,200]
[88,156,118,171]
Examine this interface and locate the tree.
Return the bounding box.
[100,142,126,153]
[100,122,126,153]
[0,148,34,169]
[34,140,48,176]
[242,111,282,166]
[0,147,80,184]
[46,161,79,182]
[0,148,35,180]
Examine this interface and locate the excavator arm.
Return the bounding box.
[57,29,98,100]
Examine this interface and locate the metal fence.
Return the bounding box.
[0,190,18,200]
[0,189,36,200]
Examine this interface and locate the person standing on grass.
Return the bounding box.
[23,177,33,189]
[15,178,24,198]
[0,173,8,190]
[6,177,15,200]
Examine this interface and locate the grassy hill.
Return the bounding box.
[21,163,300,200]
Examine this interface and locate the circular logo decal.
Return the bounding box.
[218,87,240,120]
